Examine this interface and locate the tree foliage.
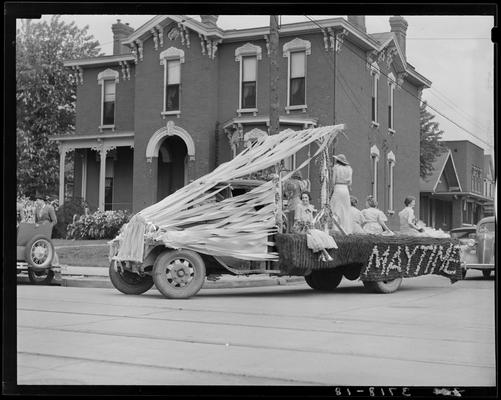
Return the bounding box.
[420,100,447,178]
[16,16,101,196]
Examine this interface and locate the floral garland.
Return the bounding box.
[362,242,461,282]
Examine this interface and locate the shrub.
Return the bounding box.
[67,210,131,240]
[53,197,85,239]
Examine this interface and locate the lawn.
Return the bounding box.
[53,239,110,268]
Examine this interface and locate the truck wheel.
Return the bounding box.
[28,268,55,285]
[305,269,343,291]
[153,249,206,299]
[363,277,403,294]
[462,269,467,279]
[24,235,54,269]
[109,261,154,295]
[482,270,492,279]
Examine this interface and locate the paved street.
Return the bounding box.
[17,271,495,387]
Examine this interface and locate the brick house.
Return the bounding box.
[420,140,495,230]
[49,15,430,230]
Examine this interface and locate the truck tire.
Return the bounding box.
[24,235,54,269]
[28,268,55,285]
[109,261,154,295]
[153,249,206,299]
[342,264,363,281]
[363,277,403,294]
[482,270,492,279]
[304,269,343,291]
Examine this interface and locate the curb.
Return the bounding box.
[57,275,306,289]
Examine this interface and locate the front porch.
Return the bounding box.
[49,132,134,212]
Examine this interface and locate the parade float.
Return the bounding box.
[108,125,462,299]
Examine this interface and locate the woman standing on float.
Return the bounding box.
[329,154,353,234]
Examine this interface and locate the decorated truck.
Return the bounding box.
[108,125,462,299]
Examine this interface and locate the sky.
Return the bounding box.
[38,14,495,158]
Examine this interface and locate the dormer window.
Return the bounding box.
[97,68,119,130]
[370,62,380,127]
[283,38,311,113]
[160,47,185,116]
[235,43,262,115]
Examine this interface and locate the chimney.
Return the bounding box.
[112,19,134,55]
[389,15,408,58]
[200,15,219,29]
[347,15,366,33]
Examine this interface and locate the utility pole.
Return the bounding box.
[269,15,283,232]
[269,15,280,136]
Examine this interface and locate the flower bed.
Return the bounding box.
[274,233,462,282]
[67,210,131,240]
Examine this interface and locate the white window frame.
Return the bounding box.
[97,69,119,130]
[160,47,185,117]
[387,151,396,214]
[283,38,311,113]
[235,43,262,116]
[370,145,380,202]
[387,72,396,134]
[370,62,380,127]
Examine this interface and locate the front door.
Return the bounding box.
[157,135,187,201]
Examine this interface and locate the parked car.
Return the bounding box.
[17,222,60,284]
[457,216,495,279]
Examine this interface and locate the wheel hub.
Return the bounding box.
[169,260,192,285]
[32,244,48,263]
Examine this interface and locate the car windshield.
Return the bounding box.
[478,222,495,233]
[450,230,476,239]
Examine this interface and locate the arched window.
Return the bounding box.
[370,62,380,126]
[370,145,380,201]
[387,72,396,133]
[387,151,396,213]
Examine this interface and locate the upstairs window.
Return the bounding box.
[103,80,116,125]
[370,62,380,126]
[289,51,306,106]
[387,73,396,132]
[97,68,119,129]
[241,56,257,109]
[235,43,262,115]
[283,38,311,112]
[166,59,180,112]
[160,47,185,116]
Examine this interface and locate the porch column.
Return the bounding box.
[98,147,107,211]
[58,145,66,206]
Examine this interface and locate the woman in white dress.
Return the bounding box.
[361,195,393,234]
[349,196,366,234]
[398,196,424,235]
[329,154,353,234]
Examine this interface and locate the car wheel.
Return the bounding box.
[24,235,54,269]
[363,277,403,294]
[109,261,154,295]
[28,268,55,285]
[304,269,343,291]
[482,270,492,279]
[153,249,206,299]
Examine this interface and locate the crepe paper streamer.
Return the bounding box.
[111,125,346,262]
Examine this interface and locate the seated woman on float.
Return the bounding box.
[361,195,394,235]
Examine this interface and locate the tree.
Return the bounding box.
[420,100,447,178]
[16,16,102,196]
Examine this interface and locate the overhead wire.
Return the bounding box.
[303,15,494,152]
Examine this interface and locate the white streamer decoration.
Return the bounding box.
[112,124,345,263]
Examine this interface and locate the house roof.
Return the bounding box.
[420,149,462,192]
[64,15,431,88]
